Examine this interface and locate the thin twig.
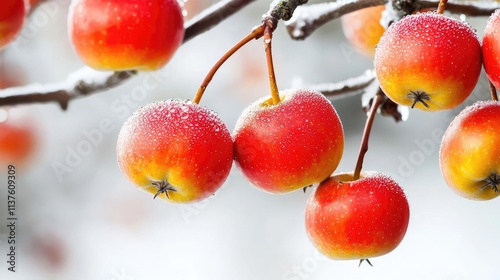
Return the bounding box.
[436,0,448,14]
[263,21,281,105]
[286,0,500,40]
[0,69,135,110]
[306,70,376,99]
[353,88,385,180]
[192,24,265,104]
[183,0,258,43]
[286,0,385,40]
[489,81,498,102]
[418,0,500,16]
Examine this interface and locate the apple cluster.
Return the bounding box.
[116,89,411,263]
[10,0,499,265]
[368,10,500,201]
[62,0,412,263]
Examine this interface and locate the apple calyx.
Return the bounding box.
[407,90,431,109]
[358,259,373,267]
[302,184,313,193]
[152,181,177,199]
[480,173,500,193]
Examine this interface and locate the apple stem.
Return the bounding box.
[353,89,385,181]
[192,24,265,104]
[436,0,448,14]
[489,81,498,101]
[264,20,281,105]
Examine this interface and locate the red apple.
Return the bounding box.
[0,108,37,166]
[116,100,233,203]
[233,89,344,194]
[440,101,500,200]
[305,172,410,260]
[483,9,500,90]
[0,0,25,50]
[341,5,385,58]
[374,13,481,111]
[68,0,184,71]
[28,0,42,11]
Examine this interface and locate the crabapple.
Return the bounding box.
[0,108,36,166]
[374,13,481,111]
[341,5,385,58]
[233,89,344,194]
[0,0,26,50]
[116,100,233,203]
[440,101,500,200]
[68,0,184,71]
[305,172,410,261]
[483,10,500,90]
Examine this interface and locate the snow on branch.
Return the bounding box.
[0,69,135,110]
[0,0,258,109]
[418,0,500,16]
[308,70,376,99]
[286,0,500,40]
[183,0,258,43]
[286,0,385,40]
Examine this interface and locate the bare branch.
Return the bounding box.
[307,70,376,99]
[417,0,500,16]
[184,0,257,43]
[286,0,385,40]
[0,0,257,109]
[286,0,500,40]
[0,68,135,110]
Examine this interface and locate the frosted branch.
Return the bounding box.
[286,0,385,40]
[286,0,500,40]
[308,70,376,99]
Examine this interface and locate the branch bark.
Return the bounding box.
[286,0,385,40]
[0,0,258,109]
[183,0,258,43]
[307,70,376,99]
[286,0,500,40]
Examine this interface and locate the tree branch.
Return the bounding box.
[418,0,500,16]
[183,0,258,43]
[306,70,376,99]
[286,0,500,40]
[0,69,135,110]
[0,0,257,109]
[286,0,385,40]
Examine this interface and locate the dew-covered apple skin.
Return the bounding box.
[233,89,344,194]
[440,101,500,200]
[374,13,481,111]
[483,10,500,90]
[0,0,25,50]
[68,0,184,71]
[116,100,233,203]
[305,172,410,260]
